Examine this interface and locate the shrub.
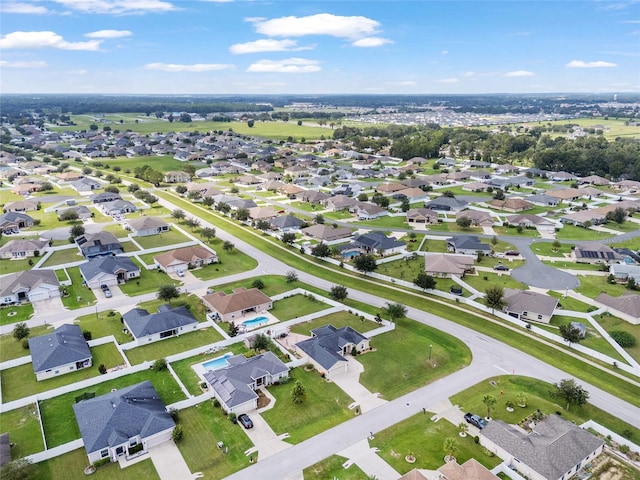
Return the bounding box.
[168,408,179,422]
[228,413,237,423]
[153,358,168,371]
[172,425,184,442]
[98,364,107,374]
[83,330,92,341]
[619,444,630,454]
[610,330,636,348]
[22,339,29,350]
[212,398,220,408]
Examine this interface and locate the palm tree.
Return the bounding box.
[482,394,497,419]
[458,422,469,437]
[443,437,457,461]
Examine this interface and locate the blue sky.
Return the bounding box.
[1,0,639,94]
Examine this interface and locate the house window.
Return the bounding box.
[100,449,109,458]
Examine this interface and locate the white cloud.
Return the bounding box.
[229,39,311,54]
[436,78,459,84]
[67,69,88,74]
[0,60,47,68]
[250,13,380,40]
[0,31,102,50]
[462,71,475,77]
[144,63,235,72]
[398,80,417,86]
[247,58,321,73]
[0,2,49,14]
[441,50,448,55]
[565,60,617,68]
[504,70,536,77]
[351,37,392,48]
[85,30,133,39]
[51,0,176,14]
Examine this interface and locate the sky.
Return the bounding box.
[1,0,639,95]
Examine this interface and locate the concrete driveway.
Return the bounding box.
[32,297,66,317]
[330,357,387,413]
[241,411,291,460]
[147,441,198,480]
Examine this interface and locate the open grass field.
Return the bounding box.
[118,259,181,296]
[354,215,413,229]
[175,401,254,479]
[133,228,190,249]
[0,303,34,326]
[290,310,380,336]
[1,343,125,403]
[594,313,640,363]
[41,247,85,267]
[548,291,596,313]
[33,448,160,480]
[493,225,540,238]
[541,260,603,271]
[359,318,472,400]
[556,225,613,241]
[75,309,132,344]
[0,325,51,362]
[420,239,448,253]
[303,455,367,480]
[546,315,624,362]
[0,257,33,275]
[90,154,185,173]
[270,293,332,321]
[575,274,629,299]
[543,117,640,140]
[61,266,98,309]
[261,367,354,444]
[136,293,207,322]
[464,271,528,292]
[427,222,483,234]
[376,254,425,283]
[530,240,573,257]
[211,274,292,298]
[0,403,44,458]
[39,368,185,448]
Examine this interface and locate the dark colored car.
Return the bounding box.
[100,285,112,298]
[493,264,509,271]
[505,250,520,256]
[464,413,487,429]
[238,414,253,429]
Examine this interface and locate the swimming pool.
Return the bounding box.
[241,316,269,329]
[202,353,233,371]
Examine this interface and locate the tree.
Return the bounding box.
[157,284,180,304]
[228,322,239,337]
[252,279,265,289]
[184,218,200,230]
[59,210,79,222]
[175,185,187,195]
[357,193,369,202]
[90,123,99,131]
[491,235,499,246]
[171,209,186,221]
[172,425,184,443]
[606,207,626,224]
[353,254,377,275]
[247,119,255,127]
[311,242,331,258]
[252,333,270,352]
[443,437,458,460]
[69,224,85,239]
[281,232,296,244]
[153,358,168,371]
[223,241,235,252]
[456,216,472,229]
[255,219,270,231]
[314,214,325,224]
[329,285,348,302]
[127,184,140,193]
[12,322,29,341]
[1,458,35,480]
[234,208,249,222]
[200,227,216,243]
[285,270,298,283]
[414,272,437,291]
[385,302,407,323]
[482,394,497,419]
[485,286,504,313]
[216,202,230,215]
[82,330,92,341]
[551,378,589,410]
[610,330,636,348]
[626,277,637,290]
[38,181,54,192]
[291,380,306,404]
[493,189,505,200]
[552,239,561,252]
[400,197,410,212]
[202,196,214,207]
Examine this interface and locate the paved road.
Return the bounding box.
[509,238,580,289]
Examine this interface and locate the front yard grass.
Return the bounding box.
[290,310,380,336]
[376,254,425,283]
[270,293,332,321]
[1,343,125,403]
[541,260,604,271]
[0,257,33,275]
[371,412,501,475]
[124,326,224,365]
[530,241,573,257]
[136,293,207,322]
[133,228,191,249]
[119,259,181,296]
[303,455,367,480]
[359,319,472,400]
[463,271,528,292]
[75,310,131,344]
[0,404,44,458]
[594,313,640,364]
[354,215,412,229]
[41,247,84,267]
[548,291,596,313]
[34,448,159,480]
[39,368,186,448]
[575,274,628,299]
[556,225,613,241]
[61,266,97,309]
[427,222,482,234]
[493,226,540,238]
[420,239,448,253]
[189,238,258,280]
[211,274,292,297]
[175,401,254,479]
[261,367,354,444]
[0,303,34,326]
[0,325,51,362]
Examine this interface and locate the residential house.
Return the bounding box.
[595,293,640,325]
[438,458,500,480]
[406,208,439,225]
[425,196,468,212]
[123,305,198,345]
[0,270,60,304]
[480,414,604,480]
[456,210,495,227]
[489,198,534,213]
[295,325,370,379]
[0,239,49,259]
[351,231,407,256]
[468,169,493,180]
[3,200,37,213]
[324,195,357,211]
[494,164,519,175]
[56,171,84,182]
[550,171,578,182]
[70,177,102,192]
[124,217,169,237]
[609,264,640,284]
[446,171,470,182]
[504,214,556,234]
[573,243,622,264]
[79,256,140,289]
[375,182,405,194]
[436,157,457,167]
[559,210,606,227]
[547,188,582,203]
[29,324,91,381]
[202,287,272,323]
[351,202,388,220]
[153,245,218,274]
[301,224,352,242]
[284,165,309,178]
[248,206,278,222]
[424,253,475,278]
[57,205,92,220]
[486,176,534,188]
[100,199,137,217]
[75,232,123,258]
[279,184,306,197]
[270,215,305,232]
[503,289,558,323]
[91,192,121,204]
[462,181,492,192]
[0,212,35,234]
[447,235,491,255]
[394,187,429,202]
[526,193,559,207]
[422,173,449,185]
[73,381,175,464]
[11,183,39,196]
[203,352,289,414]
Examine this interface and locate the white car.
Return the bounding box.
[176,270,185,277]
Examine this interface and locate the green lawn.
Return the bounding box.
[450,376,640,440]
[39,368,186,448]
[41,247,84,267]
[119,260,181,296]
[376,254,425,283]
[556,225,613,241]
[493,226,540,238]
[530,241,573,257]
[61,266,97,309]
[290,201,321,213]
[371,413,501,475]
[175,401,254,479]
[270,293,332,321]
[604,220,640,234]
[610,237,640,249]
[0,325,51,362]
[420,239,448,253]
[124,326,224,365]
[354,215,412,229]
[290,310,381,336]
[136,293,207,322]
[261,368,354,444]
[120,240,140,253]
[323,210,354,221]
[464,272,528,292]
[359,319,472,400]
[211,274,293,298]
[541,260,603,271]
[91,154,185,173]
[189,239,258,281]
[575,274,629,299]
[0,404,44,459]
[303,455,367,480]
[75,310,132,344]
[427,222,483,234]
[0,303,34,326]
[133,229,191,249]
[594,313,640,364]
[170,344,249,396]
[548,291,596,313]
[1,343,125,403]
[0,258,33,275]
[34,448,160,480]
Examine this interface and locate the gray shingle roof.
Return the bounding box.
[503,289,558,317]
[270,215,304,229]
[0,269,59,298]
[79,256,139,283]
[296,325,367,370]
[447,235,491,252]
[425,196,468,211]
[29,324,91,373]
[352,231,405,251]
[123,305,197,338]
[73,381,174,455]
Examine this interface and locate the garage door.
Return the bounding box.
[28,290,49,302]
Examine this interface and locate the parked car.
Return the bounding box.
[238,414,253,429]
[464,413,487,429]
[505,250,520,256]
[176,270,185,277]
[101,285,112,298]
[493,264,509,271]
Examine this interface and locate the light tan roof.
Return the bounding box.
[398,468,429,480]
[407,208,439,220]
[153,245,217,268]
[424,253,475,276]
[396,187,427,198]
[490,198,533,210]
[438,458,499,480]
[248,206,278,220]
[126,216,168,231]
[547,188,582,199]
[596,293,640,318]
[202,288,271,315]
[376,182,405,193]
